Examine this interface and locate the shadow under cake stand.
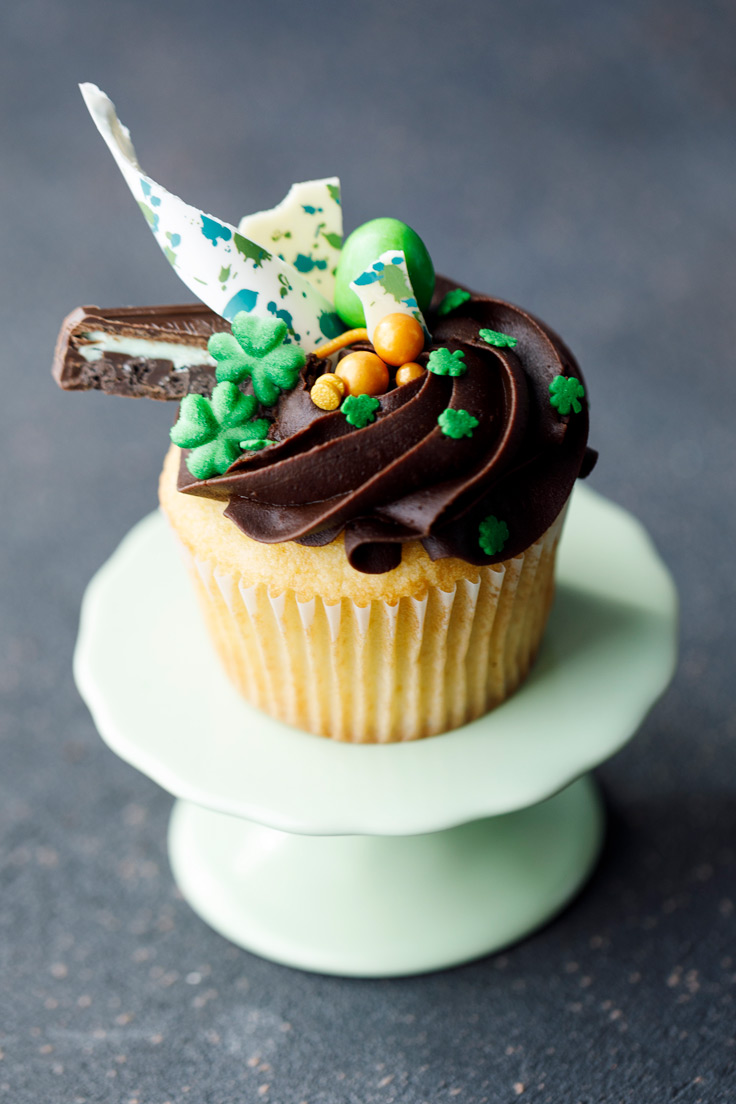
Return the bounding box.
[74,485,677,977]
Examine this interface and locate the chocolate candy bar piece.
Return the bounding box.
[53,304,230,400]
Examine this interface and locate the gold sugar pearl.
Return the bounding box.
[310,373,346,411]
[395,361,426,386]
[335,351,389,397]
[372,313,425,367]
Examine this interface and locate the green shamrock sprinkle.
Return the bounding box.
[427,348,467,376]
[437,288,471,316]
[549,375,585,415]
[479,327,518,349]
[478,515,509,557]
[342,393,381,429]
[240,437,274,451]
[170,381,270,479]
[438,408,479,439]
[207,311,306,407]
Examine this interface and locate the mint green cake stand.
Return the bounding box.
[74,485,677,977]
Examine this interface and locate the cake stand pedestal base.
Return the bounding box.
[168,774,603,977]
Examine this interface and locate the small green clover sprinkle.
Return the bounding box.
[427,347,467,376]
[240,437,273,451]
[437,288,471,316]
[170,381,270,479]
[479,327,518,349]
[342,393,381,428]
[207,311,306,407]
[438,408,479,439]
[549,375,585,415]
[478,515,509,557]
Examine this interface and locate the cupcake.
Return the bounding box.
[54,85,596,743]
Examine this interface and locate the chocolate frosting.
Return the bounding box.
[178,277,597,573]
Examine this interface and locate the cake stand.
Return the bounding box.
[74,485,677,977]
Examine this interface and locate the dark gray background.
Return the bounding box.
[1,1,734,1101]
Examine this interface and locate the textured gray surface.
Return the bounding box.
[1,0,735,1100]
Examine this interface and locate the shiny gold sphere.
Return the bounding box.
[372,313,425,367]
[395,361,426,386]
[335,351,389,397]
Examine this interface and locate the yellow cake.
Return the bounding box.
[159,444,565,742]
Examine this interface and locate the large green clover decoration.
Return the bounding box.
[207,312,306,406]
[170,381,271,479]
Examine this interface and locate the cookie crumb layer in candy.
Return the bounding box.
[53,304,226,400]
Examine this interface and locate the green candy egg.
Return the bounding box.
[334,218,435,328]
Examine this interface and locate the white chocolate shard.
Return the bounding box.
[238,179,342,301]
[349,250,429,343]
[79,84,343,353]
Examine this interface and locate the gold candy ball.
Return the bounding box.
[310,373,346,411]
[335,351,389,397]
[372,313,425,367]
[395,361,426,386]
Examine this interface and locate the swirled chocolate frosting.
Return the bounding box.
[178,276,597,573]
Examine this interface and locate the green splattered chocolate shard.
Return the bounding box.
[80,85,339,350]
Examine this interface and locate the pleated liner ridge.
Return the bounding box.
[171,510,564,743]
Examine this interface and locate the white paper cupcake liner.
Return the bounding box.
[172,511,565,743]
